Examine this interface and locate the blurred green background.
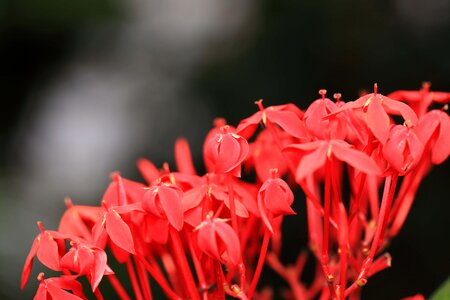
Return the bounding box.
[1,0,449,299]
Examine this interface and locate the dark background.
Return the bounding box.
[1,0,449,299]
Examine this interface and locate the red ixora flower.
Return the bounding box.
[195,213,242,266]
[257,170,296,234]
[33,273,85,300]
[236,100,306,139]
[204,125,249,177]
[284,139,382,181]
[414,109,450,165]
[142,182,184,231]
[330,84,418,144]
[21,222,73,289]
[382,124,424,175]
[60,241,113,292]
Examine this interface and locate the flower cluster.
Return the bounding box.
[22,83,449,299]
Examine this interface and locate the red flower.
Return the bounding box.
[60,242,112,291]
[382,125,424,175]
[195,214,242,266]
[143,183,184,231]
[236,101,306,139]
[388,82,450,116]
[303,90,346,140]
[22,222,73,289]
[33,273,85,300]
[92,202,143,255]
[204,126,249,177]
[247,128,293,181]
[331,84,418,144]
[257,172,296,233]
[284,139,382,181]
[414,110,450,165]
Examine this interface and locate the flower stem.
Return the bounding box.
[247,228,271,298]
[136,255,181,300]
[134,256,153,300]
[227,174,238,233]
[94,287,104,300]
[107,274,131,300]
[322,158,336,298]
[126,258,144,300]
[169,227,200,300]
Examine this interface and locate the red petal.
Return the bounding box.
[382,126,408,172]
[21,237,39,289]
[113,202,145,214]
[224,196,249,218]
[33,283,47,300]
[266,109,306,138]
[92,216,107,248]
[366,97,390,143]
[262,179,295,216]
[215,221,241,266]
[175,138,197,175]
[37,233,61,271]
[137,158,160,184]
[236,111,263,139]
[77,247,95,276]
[91,249,107,291]
[295,143,328,181]
[332,140,381,175]
[147,215,169,244]
[382,96,418,126]
[158,186,184,231]
[415,111,440,144]
[60,248,78,273]
[216,134,242,173]
[432,112,450,164]
[105,211,135,254]
[197,223,220,260]
[388,90,422,103]
[47,282,84,300]
[182,186,207,211]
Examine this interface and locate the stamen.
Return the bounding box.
[333,93,342,103]
[319,89,327,100]
[255,99,265,111]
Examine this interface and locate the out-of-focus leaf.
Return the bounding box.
[430,276,450,300]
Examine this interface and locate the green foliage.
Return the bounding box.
[430,276,450,300]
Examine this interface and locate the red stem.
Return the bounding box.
[134,256,153,300]
[227,174,238,233]
[94,288,104,300]
[247,228,271,298]
[126,258,144,300]
[214,261,225,299]
[188,234,208,300]
[136,255,181,300]
[107,274,132,300]
[321,159,335,298]
[169,227,200,300]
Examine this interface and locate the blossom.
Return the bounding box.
[60,242,112,291]
[195,214,241,266]
[382,125,424,175]
[22,222,73,289]
[142,183,184,231]
[33,273,85,300]
[330,84,418,144]
[284,139,382,181]
[257,173,296,233]
[414,109,450,164]
[236,101,306,139]
[204,126,249,177]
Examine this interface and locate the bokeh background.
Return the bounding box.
[1,0,449,299]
